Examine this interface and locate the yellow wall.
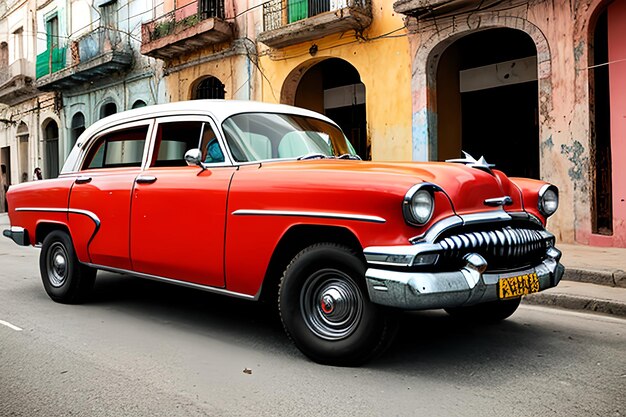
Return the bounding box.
[257,1,413,161]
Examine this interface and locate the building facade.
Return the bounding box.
[34,0,163,174]
[0,0,58,212]
[255,0,413,161]
[391,0,625,247]
[140,0,261,104]
[1,0,624,247]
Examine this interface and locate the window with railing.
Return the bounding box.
[263,0,361,31]
[146,0,225,42]
[36,14,66,78]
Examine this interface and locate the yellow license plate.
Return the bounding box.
[498,272,540,299]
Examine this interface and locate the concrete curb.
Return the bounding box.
[522,292,626,318]
[563,267,626,288]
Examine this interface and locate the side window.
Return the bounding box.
[152,121,224,167]
[198,123,225,164]
[84,126,149,169]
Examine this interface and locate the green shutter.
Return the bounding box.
[36,51,50,78]
[288,0,308,23]
[51,47,66,73]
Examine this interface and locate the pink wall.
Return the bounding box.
[589,0,626,247]
[608,0,625,245]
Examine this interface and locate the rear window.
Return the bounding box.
[83,126,149,169]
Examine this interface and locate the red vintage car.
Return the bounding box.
[3,100,563,365]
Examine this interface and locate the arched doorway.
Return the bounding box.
[100,102,117,119]
[282,58,368,160]
[192,76,226,99]
[132,99,147,109]
[435,28,539,178]
[43,119,59,179]
[16,122,29,183]
[70,112,85,151]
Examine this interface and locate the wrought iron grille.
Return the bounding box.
[194,76,225,99]
[262,0,368,31]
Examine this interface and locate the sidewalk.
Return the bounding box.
[523,243,626,318]
[1,212,625,318]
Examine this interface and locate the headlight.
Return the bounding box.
[538,184,559,217]
[403,185,436,226]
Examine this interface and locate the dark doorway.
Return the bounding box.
[70,112,85,152]
[590,9,613,235]
[294,58,368,159]
[100,102,117,119]
[44,120,59,179]
[436,28,539,178]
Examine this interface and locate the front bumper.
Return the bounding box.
[364,247,564,310]
[3,227,30,246]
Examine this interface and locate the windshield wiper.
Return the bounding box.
[337,154,362,160]
[297,153,329,160]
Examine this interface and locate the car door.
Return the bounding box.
[69,120,153,270]
[129,116,236,287]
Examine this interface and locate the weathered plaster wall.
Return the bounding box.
[403,0,626,245]
[608,0,626,246]
[258,1,413,161]
[164,50,258,102]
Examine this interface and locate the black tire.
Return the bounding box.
[39,230,96,304]
[445,297,522,323]
[278,243,397,366]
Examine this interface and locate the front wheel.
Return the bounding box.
[278,243,397,366]
[40,231,96,304]
[445,297,522,323]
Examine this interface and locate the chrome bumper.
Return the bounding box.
[364,247,564,310]
[3,226,29,246]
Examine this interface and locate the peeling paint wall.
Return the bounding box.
[403,0,626,247]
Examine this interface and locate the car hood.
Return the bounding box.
[259,160,524,215]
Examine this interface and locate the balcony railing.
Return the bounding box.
[35,27,132,91]
[0,58,38,105]
[141,0,233,59]
[36,46,67,79]
[258,0,372,48]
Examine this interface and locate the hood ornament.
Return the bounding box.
[446,151,495,174]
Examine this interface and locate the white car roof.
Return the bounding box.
[82,100,335,138]
[61,100,339,173]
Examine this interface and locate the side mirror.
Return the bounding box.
[184,148,203,167]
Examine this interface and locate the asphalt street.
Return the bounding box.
[0,235,625,416]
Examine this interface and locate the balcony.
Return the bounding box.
[141,0,234,60]
[393,0,506,19]
[0,58,38,105]
[36,27,132,91]
[258,0,372,49]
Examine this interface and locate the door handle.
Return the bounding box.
[136,176,157,184]
[75,176,92,184]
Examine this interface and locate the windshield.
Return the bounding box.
[222,112,358,162]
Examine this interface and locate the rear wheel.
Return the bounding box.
[445,297,521,323]
[40,231,96,304]
[279,243,397,366]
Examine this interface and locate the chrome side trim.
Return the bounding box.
[231,209,386,224]
[15,207,101,226]
[86,263,257,301]
[15,207,101,248]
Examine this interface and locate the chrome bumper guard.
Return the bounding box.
[3,227,29,246]
[364,246,564,310]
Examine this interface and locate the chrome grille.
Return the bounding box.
[436,227,548,270]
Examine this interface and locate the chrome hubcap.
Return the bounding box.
[301,269,363,341]
[47,243,68,287]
